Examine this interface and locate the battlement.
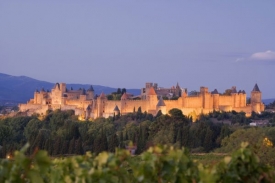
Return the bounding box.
[19,82,264,119]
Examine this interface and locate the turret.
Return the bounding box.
[120,93,128,114]
[251,83,264,113]
[113,105,120,116]
[34,89,40,104]
[200,87,210,109]
[251,84,261,103]
[211,89,219,110]
[175,82,181,97]
[181,88,188,108]
[156,96,167,114]
[147,87,158,111]
[87,85,95,100]
[80,89,87,101]
[231,86,239,108]
[97,92,106,117]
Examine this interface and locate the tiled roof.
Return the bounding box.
[121,93,128,100]
[81,89,86,95]
[54,83,60,90]
[211,89,219,94]
[99,92,105,98]
[148,87,157,95]
[252,83,260,92]
[157,97,166,106]
[87,85,94,91]
[113,105,120,111]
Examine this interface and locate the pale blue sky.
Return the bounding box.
[0,1,275,98]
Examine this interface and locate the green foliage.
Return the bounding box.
[216,127,275,167]
[3,109,274,160]
[215,142,275,182]
[1,143,275,182]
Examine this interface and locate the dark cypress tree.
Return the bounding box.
[204,127,214,152]
[108,134,119,152]
[155,110,163,118]
[132,132,137,144]
[136,125,148,154]
[125,130,129,141]
[75,139,84,155]
[175,129,182,148]
[117,88,122,94]
[70,124,80,140]
[101,130,108,152]
[61,140,69,155]
[137,107,142,113]
[119,131,124,148]
[182,126,190,147]
[68,138,75,154]
[44,139,52,155]
[29,129,50,154]
[121,88,126,95]
[0,142,7,158]
[53,137,62,156]
[136,133,142,154]
[93,129,108,154]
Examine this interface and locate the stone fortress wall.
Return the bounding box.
[19,82,265,120]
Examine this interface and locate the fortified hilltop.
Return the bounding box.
[19,82,265,120]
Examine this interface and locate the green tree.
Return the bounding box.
[122,88,126,94]
[117,88,121,94]
[203,127,214,152]
[108,134,119,152]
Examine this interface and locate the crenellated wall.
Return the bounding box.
[183,96,202,108]
[219,96,233,106]
[19,83,265,119]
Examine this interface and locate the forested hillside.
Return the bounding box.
[0,109,230,157]
[1,108,275,163]
[2,109,275,182]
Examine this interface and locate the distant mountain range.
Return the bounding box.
[0,73,140,104]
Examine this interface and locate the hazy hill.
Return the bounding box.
[0,73,140,103]
[262,99,275,105]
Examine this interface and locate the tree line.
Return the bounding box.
[1,107,275,158]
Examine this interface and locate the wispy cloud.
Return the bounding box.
[235,57,245,62]
[250,50,275,60]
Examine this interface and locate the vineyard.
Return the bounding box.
[1,142,275,183]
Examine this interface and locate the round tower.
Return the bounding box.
[120,93,128,115]
[147,87,158,111]
[212,89,219,110]
[87,85,95,100]
[80,89,87,101]
[97,92,106,117]
[182,89,188,108]
[251,83,262,112]
[231,86,238,108]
